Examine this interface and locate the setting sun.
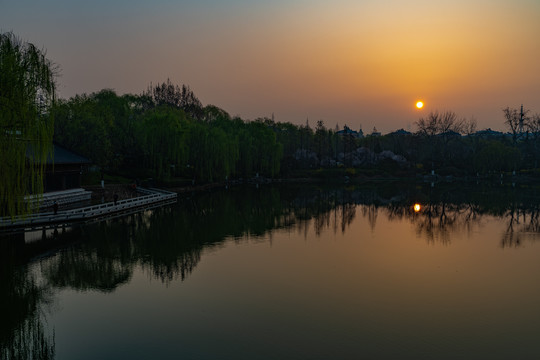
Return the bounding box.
[413,203,422,212]
[416,101,424,109]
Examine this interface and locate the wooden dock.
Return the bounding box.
[0,187,177,233]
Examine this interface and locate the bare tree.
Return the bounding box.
[527,113,540,137]
[414,111,473,172]
[527,113,540,167]
[463,117,477,136]
[415,111,468,136]
[415,112,438,136]
[503,106,529,143]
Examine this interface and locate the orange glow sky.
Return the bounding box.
[2,0,539,133]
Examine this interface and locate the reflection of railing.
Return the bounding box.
[1,188,177,232]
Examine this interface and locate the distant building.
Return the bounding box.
[370,127,381,137]
[471,128,504,139]
[437,130,461,138]
[389,129,412,136]
[337,125,363,138]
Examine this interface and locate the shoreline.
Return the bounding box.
[111,172,540,199]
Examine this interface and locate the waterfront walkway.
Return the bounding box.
[0,187,177,233]
[25,188,93,210]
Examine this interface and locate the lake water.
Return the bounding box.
[2,183,540,359]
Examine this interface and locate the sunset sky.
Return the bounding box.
[2,0,539,133]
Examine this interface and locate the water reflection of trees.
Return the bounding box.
[394,184,540,247]
[500,202,540,248]
[3,183,540,357]
[24,184,540,292]
[284,183,540,248]
[0,236,55,360]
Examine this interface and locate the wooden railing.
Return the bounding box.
[25,188,93,209]
[1,188,177,232]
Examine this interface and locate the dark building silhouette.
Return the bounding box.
[43,143,91,191]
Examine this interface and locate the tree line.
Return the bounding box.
[53,84,540,182]
[53,82,283,182]
[409,108,540,175]
[3,32,540,217]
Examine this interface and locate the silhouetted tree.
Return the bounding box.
[503,106,529,144]
[0,32,57,217]
[414,111,475,172]
[415,111,469,136]
[143,79,203,120]
[527,113,540,167]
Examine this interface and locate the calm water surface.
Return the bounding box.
[2,183,540,359]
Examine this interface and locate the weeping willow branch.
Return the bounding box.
[0,32,57,218]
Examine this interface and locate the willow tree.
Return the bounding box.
[0,32,56,217]
[137,106,189,179]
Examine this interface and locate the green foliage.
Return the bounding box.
[0,32,56,217]
[242,121,282,177]
[137,106,189,179]
[54,93,115,169]
[203,104,231,123]
[50,79,540,185]
[474,141,521,172]
[53,84,285,182]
